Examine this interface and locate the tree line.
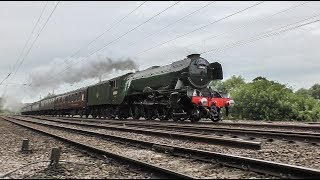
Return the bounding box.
[210,76,320,122]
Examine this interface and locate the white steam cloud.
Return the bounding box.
[28,56,138,91]
[1,56,138,112]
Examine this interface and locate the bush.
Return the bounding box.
[229,78,320,121]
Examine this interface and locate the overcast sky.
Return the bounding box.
[0,1,320,104]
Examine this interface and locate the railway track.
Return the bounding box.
[4,116,320,179]
[1,116,193,179]
[21,116,262,150]
[39,115,320,131]
[29,116,320,144]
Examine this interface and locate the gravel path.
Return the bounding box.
[0,117,149,179]
[19,116,320,170]
[5,117,275,179]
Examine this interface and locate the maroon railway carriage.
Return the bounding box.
[53,87,87,116]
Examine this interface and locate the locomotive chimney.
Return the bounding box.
[187,54,200,59]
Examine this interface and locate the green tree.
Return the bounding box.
[230,77,320,121]
[209,80,226,93]
[252,76,268,81]
[210,75,245,94]
[310,84,320,99]
[224,75,246,92]
[295,88,311,97]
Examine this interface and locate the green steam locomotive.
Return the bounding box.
[21,54,234,122]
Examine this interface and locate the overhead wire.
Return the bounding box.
[0,1,49,86]
[162,1,314,59]
[200,13,320,55]
[13,1,60,78]
[32,1,147,88]
[12,1,49,76]
[0,83,30,86]
[26,1,319,89]
[185,1,311,49]
[133,1,265,57]
[79,1,181,60]
[0,74,11,86]
[62,1,147,65]
[42,1,180,84]
[205,19,320,55]
[125,1,215,48]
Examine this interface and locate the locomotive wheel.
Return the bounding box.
[92,110,97,119]
[118,115,123,120]
[172,116,180,122]
[150,109,158,120]
[190,108,201,123]
[210,116,220,122]
[132,105,141,120]
[105,108,113,119]
[210,107,221,122]
[145,115,152,120]
[165,108,173,120]
[144,106,153,120]
[102,109,107,119]
[180,116,189,121]
[189,108,201,123]
[158,107,167,121]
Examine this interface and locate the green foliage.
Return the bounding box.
[310,84,320,99]
[294,84,320,100]
[209,80,226,93]
[252,76,268,81]
[224,75,246,92]
[295,88,311,97]
[210,75,245,94]
[229,77,320,121]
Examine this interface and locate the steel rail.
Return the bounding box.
[35,115,320,131]
[4,116,320,179]
[1,116,194,179]
[31,116,320,143]
[20,116,261,150]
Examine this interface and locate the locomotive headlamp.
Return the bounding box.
[226,100,235,107]
[199,98,208,106]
